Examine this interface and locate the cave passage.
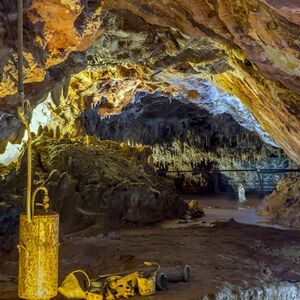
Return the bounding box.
[0,0,300,299]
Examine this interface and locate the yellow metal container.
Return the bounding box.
[137,271,156,296]
[18,211,59,299]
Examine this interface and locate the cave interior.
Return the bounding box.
[0,0,300,299]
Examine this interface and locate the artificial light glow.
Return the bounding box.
[0,142,22,165]
[30,95,53,134]
[0,94,53,165]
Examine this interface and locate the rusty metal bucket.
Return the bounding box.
[18,211,59,299]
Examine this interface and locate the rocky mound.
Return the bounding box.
[0,134,187,251]
[32,134,187,227]
[258,175,300,229]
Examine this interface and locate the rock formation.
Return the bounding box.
[34,134,187,224]
[0,133,187,251]
[85,91,294,194]
[100,0,300,163]
[0,0,103,143]
[0,0,299,165]
[259,175,300,228]
[0,0,299,232]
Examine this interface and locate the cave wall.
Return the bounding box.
[83,91,295,194]
[0,0,103,143]
[0,0,299,165]
[259,174,300,228]
[95,1,300,163]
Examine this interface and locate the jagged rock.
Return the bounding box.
[100,1,300,163]
[0,0,102,142]
[0,0,299,237]
[29,134,187,225]
[50,83,64,107]
[0,0,102,99]
[0,0,299,166]
[0,112,21,142]
[0,195,20,253]
[46,171,88,233]
[0,134,187,243]
[258,175,300,229]
[90,92,294,194]
[0,165,18,194]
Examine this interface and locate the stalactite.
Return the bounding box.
[13,125,26,144]
[51,83,63,106]
[63,76,71,99]
[85,93,292,193]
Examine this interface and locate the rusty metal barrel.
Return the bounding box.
[18,211,59,299]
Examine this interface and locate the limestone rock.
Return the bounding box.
[258,175,300,228]
[94,1,300,163]
[29,134,187,225]
[91,92,294,194]
[0,0,300,168]
[0,0,103,141]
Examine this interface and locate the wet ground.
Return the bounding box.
[0,196,300,299]
[184,194,289,230]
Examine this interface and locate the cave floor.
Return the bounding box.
[183,195,289,230]
[1,220,300,299]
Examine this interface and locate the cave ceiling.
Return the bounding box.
[0,0,299,163]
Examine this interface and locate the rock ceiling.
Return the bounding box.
[0,0,299,163]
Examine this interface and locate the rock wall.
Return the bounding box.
[86,92,294,194]
[259,175,300,228]
[34,134,187,226]
[209,282,300,300]
[0,0,299,165]
[0,0,103,142]
[100,1,300,163]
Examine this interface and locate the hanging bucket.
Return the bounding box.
[18,211,59,299]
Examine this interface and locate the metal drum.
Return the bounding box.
[18,211,59,299]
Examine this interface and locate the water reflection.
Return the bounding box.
[184,195,291,230]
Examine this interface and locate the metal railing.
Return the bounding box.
[156,168,300,175]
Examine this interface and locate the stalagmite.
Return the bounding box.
[55,126,61,139]
[37,125,43,137]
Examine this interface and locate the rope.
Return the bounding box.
[71,270,91,288]
[18,0,32,222]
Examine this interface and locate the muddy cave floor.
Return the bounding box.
[1,197,300,299]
